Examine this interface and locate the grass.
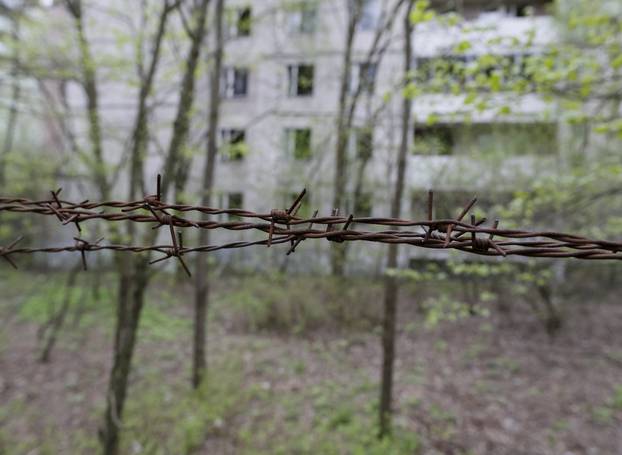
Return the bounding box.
[210,273,383,334]
[2,269,621,454]
[120,357,246,455]
[15,271,190,343]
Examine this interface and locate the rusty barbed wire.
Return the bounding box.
[1,176,621,275]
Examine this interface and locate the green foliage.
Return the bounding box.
[211,274,381,333]
[16,272,188,341]
[592,406,614,425]
[422,294,488,329]
[121,358,245,454]
[237,377,420,455]
[410,0,435,25]
[613,385,622,410]
[221,140,250,160]
[591,384,622,426]
[139,304,191,342]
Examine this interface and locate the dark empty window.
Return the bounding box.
[220,129,247,161]
[354,192,373,217]
[287,64,314,96]
[227,192,244,220]
[411,190,469,220]
[414,124,454,155]
[516,4,532,16]
[516,1,553,17]
[353,62,377,94]
[287,191,312,218]
[225,7,251,38]
[228,192,243,207]
[221,67,248,98]
[355,128,373,160]
[285,128,312,160]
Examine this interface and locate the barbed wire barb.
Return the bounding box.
[0,180,621,272]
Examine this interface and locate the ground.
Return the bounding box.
[0,269,621,454]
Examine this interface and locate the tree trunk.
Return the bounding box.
[99,258,148,455]
[162,0,212,202]
[65,0,109,200]
[379,0,414,438]
[193,0,223,389]
[330,1,360,276]
[0,14,21,190]
[90,2,178,453]
[331,0,406,275]
[128,2,171,201]
[39,264,81,363]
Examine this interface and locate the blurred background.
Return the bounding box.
[0,0,621,454]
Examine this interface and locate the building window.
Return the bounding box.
[351,62,377,94]
[414,122,556,157]
[479,1,553,18]
[220,129,247,161]
[431,0,461,14]
[434,0,552,20]
[414,124,454,155]
[221,67,248,98]
[352,127,373,160]
[285,128,312,160]
[359,0,380,30]
[464,122,557,156]
[224,7,251,38]
[227,192,244,220]
[287,1,317,34]
[354,192,373,217]
[411,190,468,220]
[287,64,314,96]
[286,191,312,218]
[412,190,512,222]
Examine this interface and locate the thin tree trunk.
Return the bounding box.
[91,2,178,453]
[40,264,81,363]
[0,15,21,190]
[128,2,172,201]
[331,0,406,275]
[99,257,148,455]
[193,0,223,389]
[330,0,360,276]
[163,0,212,202]
[64,0,109,200]
[379,0,414,438]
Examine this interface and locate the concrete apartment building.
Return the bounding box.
[1,0,561,272]
[199,0,558,272]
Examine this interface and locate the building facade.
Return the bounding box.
[197,0,559,272]
[1,0,563,272]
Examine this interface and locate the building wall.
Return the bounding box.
[50,0,561,273]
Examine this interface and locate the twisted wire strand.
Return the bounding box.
[1,188,621,275]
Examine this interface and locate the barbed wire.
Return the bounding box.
[1,175,621,276]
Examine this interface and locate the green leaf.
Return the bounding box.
[426,113,440,125]
[454,40,472,54]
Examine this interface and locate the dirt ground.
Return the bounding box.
[0,271,621,454]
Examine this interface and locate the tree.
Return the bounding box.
[378,0,414,438]
[375,0,622,435]
[193,0,224,389]
[331,0,407,275]
[0,2,22,190]
[96,1,182,452]
[63,0,110,200]
[98,0,211,452]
